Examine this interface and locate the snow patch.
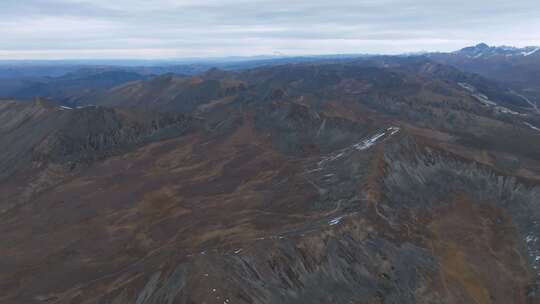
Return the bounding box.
[387,126,400,136]
[76,105,97,109]
[459,83,520,112]
[473,53,484,59]
[353,127,399,150]
[511,91,540,114]
[458,83,496,106]
[329,216,344,226]
[473,94,497,106]
[496,106,521,115]
[316,126,400,167]
[522,48,540,56]
[525,122,540,132]
[525,233,540,273]
[353,132,386,151]
[318,152,345,167]
[458,82,476,93]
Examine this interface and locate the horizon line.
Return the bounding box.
[0,42,538,62]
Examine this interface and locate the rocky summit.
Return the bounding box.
[2,54,540,304]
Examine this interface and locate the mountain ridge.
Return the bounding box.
[2,51,540,303]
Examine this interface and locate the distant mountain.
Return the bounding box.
[0,55,368,79]
[0,69,149,102]
[428,43,540,112]
[71,71,247,113]
[0,56,368,102]
[74,56,534,116]
[454,43,540,59]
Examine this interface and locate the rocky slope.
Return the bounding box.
[2,59,540,304]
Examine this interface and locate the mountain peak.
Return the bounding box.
[456,43,540,58]
[475,42,490,49]
[459,43,491,53]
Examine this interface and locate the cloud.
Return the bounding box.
[1,0,539,59]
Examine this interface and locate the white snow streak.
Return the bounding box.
[329,216,344,226]
[522,48,540,56]
[525,122,540,132]
[317,126,400,167]
[353,132,386,151]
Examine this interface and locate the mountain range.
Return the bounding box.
[428,43,540,109]
[1,44,540,303]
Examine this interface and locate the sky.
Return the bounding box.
[1,0,539,60]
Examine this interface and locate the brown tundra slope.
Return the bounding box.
[2,59,540,304]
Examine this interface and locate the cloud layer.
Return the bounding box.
[1,0,539,59]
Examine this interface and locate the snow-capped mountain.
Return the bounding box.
[454,43,540,58]
[427,43,540,108]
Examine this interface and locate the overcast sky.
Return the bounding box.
[1,0,539,59]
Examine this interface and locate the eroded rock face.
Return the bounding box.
[0,100,196,179]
